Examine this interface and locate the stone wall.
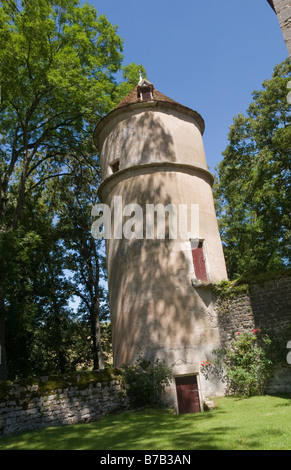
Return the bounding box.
[0,369,128,437]
[215,273,291,393]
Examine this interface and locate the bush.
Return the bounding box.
[201,329,273,396]
[122,356,172,407]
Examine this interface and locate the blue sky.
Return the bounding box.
[90,0,288,172]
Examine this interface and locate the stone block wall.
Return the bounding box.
[0,369,128,437]
[271,0,291,55]
[214,273,291,393]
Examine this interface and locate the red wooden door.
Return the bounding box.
[176,375,201,414]
[192,241,207,282]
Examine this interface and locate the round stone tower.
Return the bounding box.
[93,78,228,412]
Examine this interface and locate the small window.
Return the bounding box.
[137,81,153,102]
[110,159,120,174]
[191,240,208,282]
[140,87,153,101]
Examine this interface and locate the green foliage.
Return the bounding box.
[212,269,291,298]
[122,356,172,407]
[2,194,71,377]
[202,329,273,396]
[214,58,291,279]
[122,63,147,84]
[212,279,249,298]
[0,0,125,232]
[0,0,146,379]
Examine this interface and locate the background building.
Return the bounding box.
[267,0,291,55]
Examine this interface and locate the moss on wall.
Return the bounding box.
[0,368,123,403]
[212,269,291,299]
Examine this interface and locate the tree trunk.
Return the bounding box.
[91,299,104,370]
[0,285,7,381]
[11,144,28,231]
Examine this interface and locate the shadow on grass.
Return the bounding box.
[2,395,290,450]
[270,394,291,407]
[0,407,232,451]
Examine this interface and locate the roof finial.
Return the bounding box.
[138,70,143,85]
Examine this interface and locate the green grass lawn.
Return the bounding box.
[0,395,290,450]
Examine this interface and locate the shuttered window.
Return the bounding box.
[140,88,152,101]
[139,86,153,101]
[191,241,208,282]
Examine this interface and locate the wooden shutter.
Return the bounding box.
[140,88,152,101]
[192,241,207,281]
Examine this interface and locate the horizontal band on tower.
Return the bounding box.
[97,161,214,202]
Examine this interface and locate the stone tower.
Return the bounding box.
[93,78,228,412]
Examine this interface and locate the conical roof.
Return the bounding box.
[114,84,181,110]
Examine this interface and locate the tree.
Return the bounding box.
[214,58,291,279]
[0,0,145,380]
[0,0,123,229]
[54,165,108,371]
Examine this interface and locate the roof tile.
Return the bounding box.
[115,84,183,110]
